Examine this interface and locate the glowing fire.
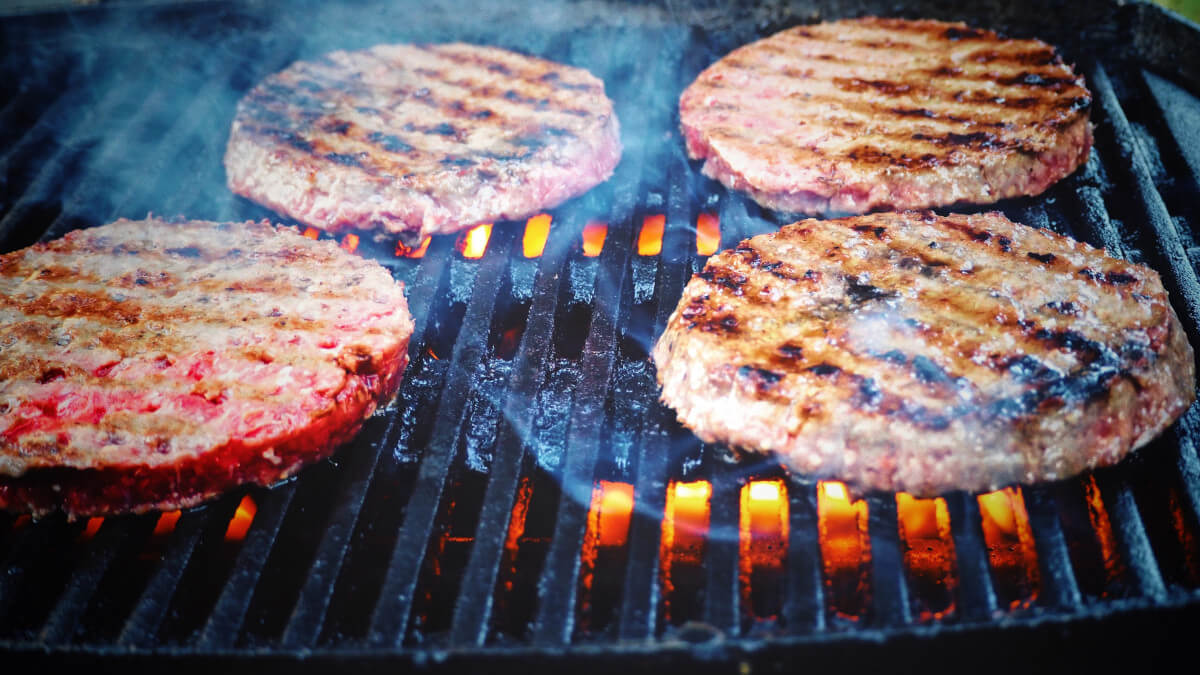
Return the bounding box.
[460,224,493,259]
[523,214,551,258]
[153,510,182,538]
[637,214,665,256]
[396,236,432,258]
[817,481,871,620]
[740,479,789,620]
[660,480,711,624]
[978,487,1040,609]
[340,233,359,253]
[896,493,957,620]
[224,494,257,542]
[302,227,320,240]
[582,221,607,257]
[696,212,720,256]
[80,517,104,541]
[589,480,635,548]
[1083,475,1122,591]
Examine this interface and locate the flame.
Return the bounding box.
[426,347,440,361]
[896,493,957,620]
[340,233,359,253]
[817,481,871,620]
[977,487,1040,609]
[591,480,635,548]
[523,214,551,258]
[740,479,789,620]
[660,480,711,624]
[696,212,720,255]
[582,221,607,257]
[503,476,534,584]
[153,510,182,538]
[396,236,432,258]
[80,517,104,541]
[638,214,666,256]
[1083,475,1122,591]
[460,224,493,259]
[302,227,320,240]
[224,494,257,542]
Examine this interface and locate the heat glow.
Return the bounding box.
[696,212,720,255]
[817,481,871,620]
[396,236,432,258]
[224,494,258,542]
[740,479,789,620]
[896,493,957,620]
[460,224,493,259]
[637,214,665,256]
[582,221,607,257]
[523,214,551,258]
[978,487,1040,609]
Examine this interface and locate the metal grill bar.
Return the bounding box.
[945,493,1000,621]
[1024,486,1084,610]
[867,497,911,627]
[368,224,520,645]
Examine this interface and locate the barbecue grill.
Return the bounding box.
[3,0,1200,671]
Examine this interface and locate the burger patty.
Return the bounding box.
[0,217,414,518]
[652,211,1195,496]
[225,42,622,245]
[679,17,1093,216]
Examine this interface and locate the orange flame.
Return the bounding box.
[426,347,440,361]
[817,481,871,620]
[302,227,320,240]
[340,233,359,253]
[660,480,711,625]
[593,481,635,548]
[896,493,957,620]
[460,224,493,259]
[153,510,182,538]
[740,479,789,620]
[396,236,432,258]
[1083,475,1122,592]
[523,214,551,258]
[224,494,257,542]
[978,487,1040,609]
[582,221,607,257]
[637,214,665,256]
[80,517,104,541]
[696,212,720,256]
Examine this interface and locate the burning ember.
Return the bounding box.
[817,481,871,620]
[977,487,1040,609]
[582,221,608,257]
[660,480,711,625]
[459,224,493,259]
[224,495,258,542]
[696,212,720,256]
[340,233,359,253]
[637,214,665,256]
[740,479,788,621]
[396,236,432,258]
[896,493,957,620]
[522,214,552,258]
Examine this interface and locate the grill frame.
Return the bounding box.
[3,0,1200,669]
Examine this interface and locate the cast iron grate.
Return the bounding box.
[2,0,1200,670]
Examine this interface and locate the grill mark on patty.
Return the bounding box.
[235,45,605,182]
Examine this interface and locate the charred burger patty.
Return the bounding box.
[225,42,622,244]
[652,211,1194,496]
[679,17,1093,215]
[0,217,414,518]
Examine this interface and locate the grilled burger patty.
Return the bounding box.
[652,211,1194,496]
[0,218,414,518]
[225,42,622,244]
[679,17,1093,216]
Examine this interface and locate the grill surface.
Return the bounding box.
[3,0,1200,671]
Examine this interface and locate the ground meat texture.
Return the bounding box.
[679,17,1093,216]
[652,211,1194,496]
[225,42,622,245]
[0,217,414,518]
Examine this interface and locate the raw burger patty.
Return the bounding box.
[679,17,1093,215]
[652,211,1194,496]
[0,217,414,518]
[225,42,622,245]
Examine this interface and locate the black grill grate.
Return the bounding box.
[3,0,1200,670]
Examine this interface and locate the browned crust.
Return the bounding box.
[0,217,414,518]
[224,42,622,244]
[652,211,1196,496]
[679,17,1093,214]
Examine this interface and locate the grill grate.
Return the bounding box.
[3,0,1200,670]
